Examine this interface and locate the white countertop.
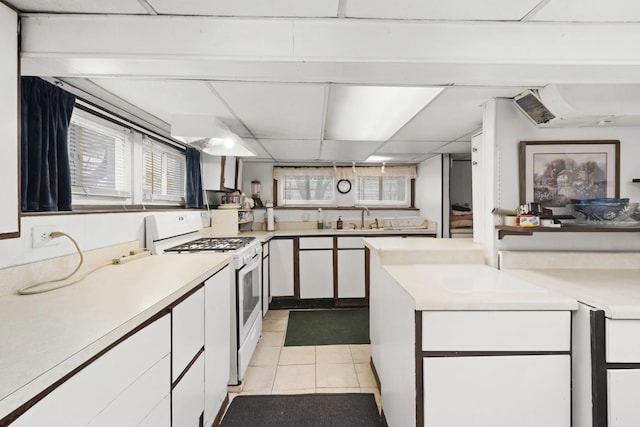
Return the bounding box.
[364,237,486,265]
[509,269,640,319]
[0,253,231,419]
[383,264,578,311]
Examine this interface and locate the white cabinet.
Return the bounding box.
[172,352,205,427]
[13,315,171,427]
[337,237,365,299]
[202,154,222,190]
[222,156,237,190]
[204,266,231,427]
[262,241,270,315]
[299,237,333,299]
[0,3,19,238]
[270,238,295,297]
[172,287,205,381]
[608,369,640,427]
[424,355,571,427]
[139,396,170,427]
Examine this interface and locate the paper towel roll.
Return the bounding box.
[266,201,274,231]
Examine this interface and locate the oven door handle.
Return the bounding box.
[240,253,261,272]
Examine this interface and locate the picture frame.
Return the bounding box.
[519,140,620,208]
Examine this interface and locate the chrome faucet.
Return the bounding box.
[360,206,370,229]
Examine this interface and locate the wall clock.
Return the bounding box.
[337,179,352,194]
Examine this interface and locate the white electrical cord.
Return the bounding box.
[18,232,110,296]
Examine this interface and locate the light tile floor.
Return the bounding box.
[230,308,381,411]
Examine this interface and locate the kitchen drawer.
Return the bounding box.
[172,287,205,381]
[172,351,205,427]
[88,354,170,426]
[139,395,170,427]
[13,315,170,427]
[606,319,640,363]
[608,369,640,427]
[422,311,570,352]
[299,237,333,250]
[337,237,364,249]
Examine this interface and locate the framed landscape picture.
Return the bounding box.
[519,140,620,207]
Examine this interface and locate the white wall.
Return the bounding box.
[0,212,157,270]
[487,98,640,254]
[416,155,443,237]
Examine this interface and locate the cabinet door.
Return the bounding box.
[201,155,222,190]
[222,156,237,189]
[423,355,571,427]
[13,316,170,427]
[270,239,294,297]
[204,267,231,427]
[299,250,333,299]
[139,395,170,427]
[337,249,365,298]
[608,369,640,427]
[172,352,205,427]
[172,287,205,381]
[262,253,270,315]
[0,3,19,238]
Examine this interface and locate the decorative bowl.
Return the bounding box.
[568,198,639,222]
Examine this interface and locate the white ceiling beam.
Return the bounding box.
[20,15,640,86]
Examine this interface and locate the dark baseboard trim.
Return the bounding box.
[211,393,230,427]
[269,297,367,310]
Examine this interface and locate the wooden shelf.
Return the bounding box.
[496,225,640,239]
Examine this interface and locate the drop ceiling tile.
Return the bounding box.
[529,0,640,22]
[319,140,379,161]
[7,0,148,13]
[147,0,339,17]
[345,0,541,20]
[260,139,321,161]
[91,79,236,125]
[431,141,471,154]
[242,138,273,159]
[379,140,450,154]
[392,86,528,142]
[212,82,325,140]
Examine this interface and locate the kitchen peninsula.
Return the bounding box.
[364,238,577,427]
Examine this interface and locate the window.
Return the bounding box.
[66,103,186,207]
[274,168,335,206]
[356,175,410,207]
[142,137,185,203]
[68,110,131,199]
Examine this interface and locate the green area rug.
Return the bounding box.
[284,308,370,346]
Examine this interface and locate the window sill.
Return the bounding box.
[21,205,198,216]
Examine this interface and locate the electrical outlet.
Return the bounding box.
[32,225,62,248]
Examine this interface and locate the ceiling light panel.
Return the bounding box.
[260,139,321,161]
[91,78,236,125]
[319,140,379,161]
[325,86,443,142]
[345,0,541,20]
[241,138,272,159]
[212,82,325,140]
[146,0,340,17]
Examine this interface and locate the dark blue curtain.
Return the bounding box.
[185,146,204,208]
[21,77,76,212]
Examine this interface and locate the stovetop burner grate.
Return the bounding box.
[165,236,256,253]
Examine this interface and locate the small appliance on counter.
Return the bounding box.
[251,180,264,208]
[238,210,254,232]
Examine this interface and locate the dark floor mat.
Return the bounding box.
[220,393,381,427]
[284,308,370,346]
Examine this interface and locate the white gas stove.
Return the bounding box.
[145,212,262,386]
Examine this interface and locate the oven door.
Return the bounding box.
[237,252,262,346]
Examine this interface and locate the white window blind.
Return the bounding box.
[356,175,409,206]
[142,138,185,203]
[279,173,335,206]
[68,111,131,198]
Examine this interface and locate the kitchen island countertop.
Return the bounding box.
[0,252,231,420]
